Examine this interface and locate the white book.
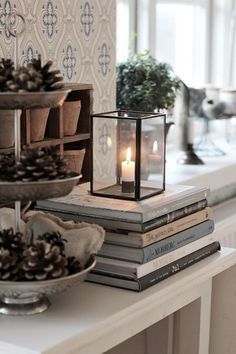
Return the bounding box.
[36,182,210,223]
[94,232,215,279]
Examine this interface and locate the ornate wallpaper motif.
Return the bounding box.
[0,0,116,112]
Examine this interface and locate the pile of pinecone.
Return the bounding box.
[0,146,71,182]
[0,228,82,281]
[0,56,63,93]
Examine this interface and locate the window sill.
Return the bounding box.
[165,144,236,207]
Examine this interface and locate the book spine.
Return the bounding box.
[36,199,208,233]
[130,207,212,247]
[136,233,214,277]
[138,241,221,291]
[104,206,212,248]
[94,233,215,279]
[142,219,214,263]
[37,186,209,223]
[99,219,215,263]
[141,189,209,223]
[142,199,208,232]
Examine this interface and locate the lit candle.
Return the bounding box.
[107,136,112,148]
[149,140,161,161]
[153,140,158,154]
[121,147,135,193]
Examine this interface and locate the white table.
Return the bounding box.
[0,247,236,354]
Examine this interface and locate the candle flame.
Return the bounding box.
[107,136,112,148]
[126,147,131,162]
[153,140,158,153]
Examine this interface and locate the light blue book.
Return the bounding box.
[98,219,214,263]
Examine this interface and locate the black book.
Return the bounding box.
[87,241,221,291]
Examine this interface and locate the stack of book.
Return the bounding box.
[36,182,220,291]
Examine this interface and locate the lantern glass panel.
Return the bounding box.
[91,114,118,194]
[91,110,165,200]
[140,115,165,198]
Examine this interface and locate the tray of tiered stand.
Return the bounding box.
[0,146,82,202]
[0,89,70,109]
[0,213,104,315]
[0,173,82,203]
[0,57,70,109]
[0,254,96,315]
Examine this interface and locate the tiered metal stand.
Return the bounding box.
[0,12,95,315]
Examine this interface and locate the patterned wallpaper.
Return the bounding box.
[0,0,116,112]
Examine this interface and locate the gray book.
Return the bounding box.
[104,207,212,248]
[36,199,208,233]
[36,182,210,223]
[98,219,214,263]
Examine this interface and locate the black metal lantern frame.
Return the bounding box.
[90,110,166,200]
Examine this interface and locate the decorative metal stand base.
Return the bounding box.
[195,134,226,157]
[194,118,226,157]
[0,293,50,316]
[177,144,204,165]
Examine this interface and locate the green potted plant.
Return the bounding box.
[116,51,180,115]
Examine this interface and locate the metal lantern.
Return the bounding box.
[90,110,166,200]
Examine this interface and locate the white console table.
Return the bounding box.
[1,146,235,354]
[0,247,236,354]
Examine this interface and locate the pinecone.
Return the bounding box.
[0,146,70,182]
[0,152,15,181]
[67,256,82,275]
[22,240,68,280]
[29,56,64,91]
[6,66,43,92]
[0,249,19,280]
[5,56,64,92]
[0,228,26,260]
[0,58,14,92]
[37,232,66,254]
[16,146,70,181]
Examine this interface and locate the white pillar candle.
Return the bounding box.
[153,140,158,154]
[121,147,135,181]
[107,136,112,148]
[149,140,161,161]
